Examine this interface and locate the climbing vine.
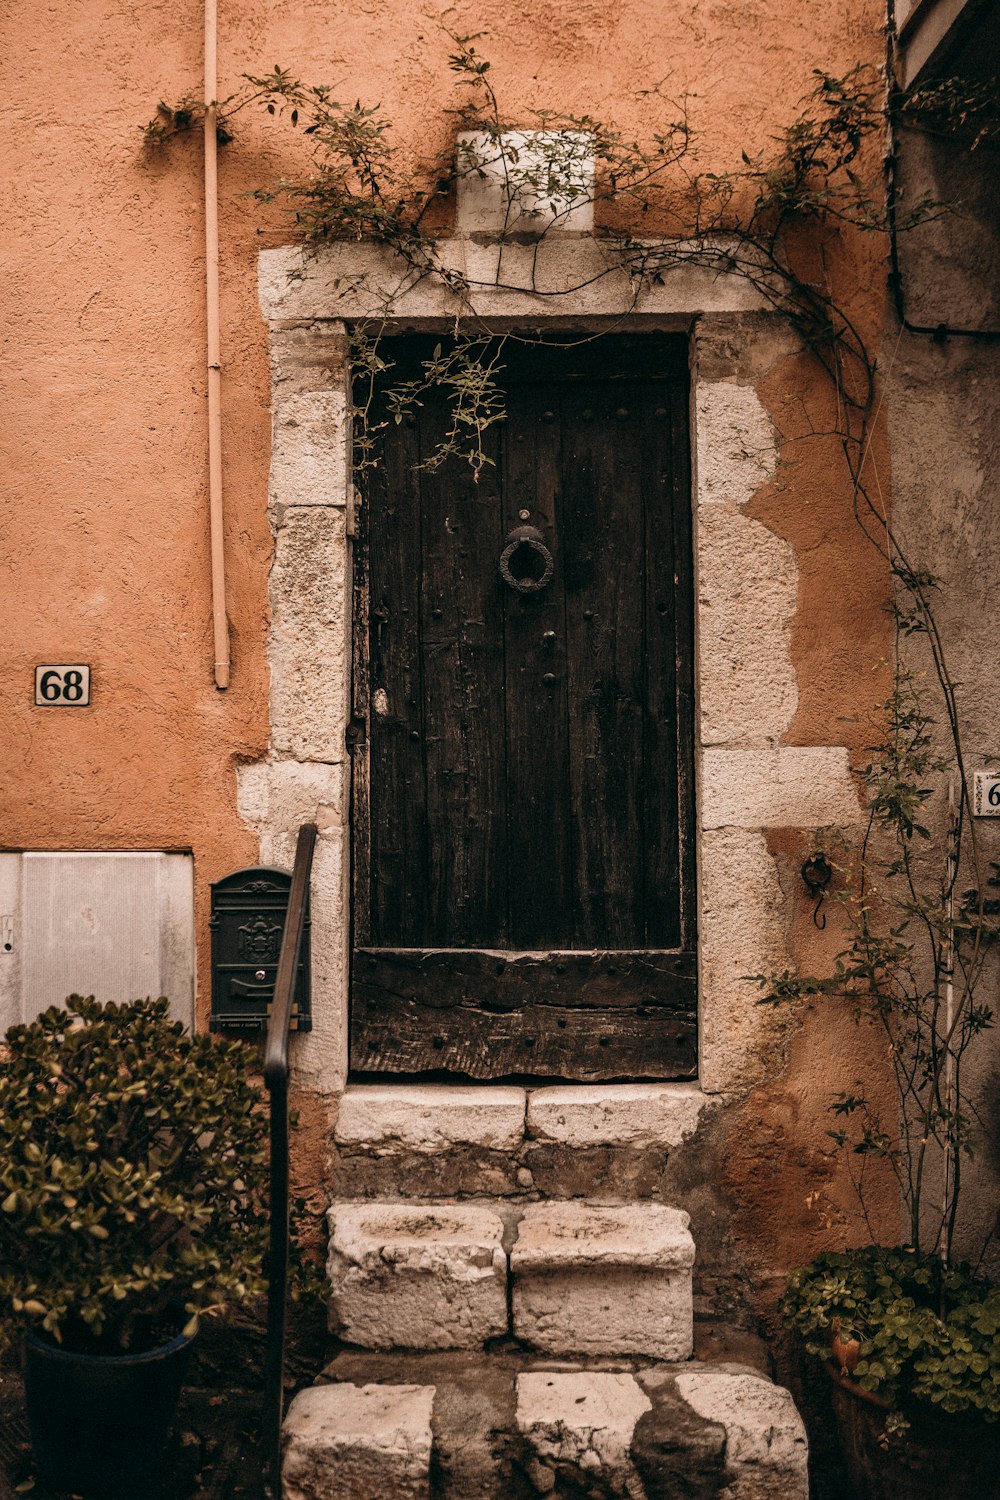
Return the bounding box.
[146,32,1000,1264]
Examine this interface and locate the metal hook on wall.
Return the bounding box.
[801,852,833,929]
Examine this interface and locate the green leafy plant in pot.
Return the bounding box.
[0,995,281,1495]
[759,665,1000,1498]
[783,1247,1000,1493]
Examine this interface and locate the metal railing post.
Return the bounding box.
[263,822,317,1499]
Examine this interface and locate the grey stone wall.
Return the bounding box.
[888,107,1000,1275]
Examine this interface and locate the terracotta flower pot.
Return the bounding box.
[824,1360,1000,1500]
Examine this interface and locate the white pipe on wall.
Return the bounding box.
[205,0,230,690]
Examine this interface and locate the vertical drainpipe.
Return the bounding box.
[205,0,230,689]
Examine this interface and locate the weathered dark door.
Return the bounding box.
[350,334,695,1080]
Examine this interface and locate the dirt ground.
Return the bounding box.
[0,1311,327,1500]
[0,1320,852,1499]
[0,1374,267,1500]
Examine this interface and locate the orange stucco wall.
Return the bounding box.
[3,0,896,1315]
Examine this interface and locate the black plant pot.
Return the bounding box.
[23,1323,194,1496]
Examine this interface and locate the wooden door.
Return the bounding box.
[350,334,695,1081]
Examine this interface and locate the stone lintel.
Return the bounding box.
[259,239,771,326]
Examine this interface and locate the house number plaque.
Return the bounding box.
[34,665,91,706]
[973,772,1000,817]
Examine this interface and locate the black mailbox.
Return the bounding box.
[209,867,312,1035]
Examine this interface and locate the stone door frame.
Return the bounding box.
[241,235,861,1097]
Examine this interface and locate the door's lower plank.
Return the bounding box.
[350,948,697,1079]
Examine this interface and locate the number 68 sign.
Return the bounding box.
[34,665,91,706]
[973,772,1000,817]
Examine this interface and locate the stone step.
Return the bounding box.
[328,1202,508,1350]
[330,1081,746,1329]
[512,1202,694,1359]
[327,1199,694,1359]
[281,1349,809,1500]
[332,1082,713,1203]
[282,1381,434,1500]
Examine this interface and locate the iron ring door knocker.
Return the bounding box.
[499,525,554,594]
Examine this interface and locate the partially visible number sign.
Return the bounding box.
[34,665,91,706]
[973,771,1000,817]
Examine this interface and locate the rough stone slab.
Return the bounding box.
[455,130,595,235]
[261,831,348,1094]
[697,826,791,1096]
[513,1202,694,1270]
[316,1351,801,1499]
[269,505,348,763]
[526,1083,709,1148]
[328,1202,508,1349]
[236,707,349,1093]
[270,386,350,511]
[701,746,862,829]
[335,1084,527,1153]
[512,1203,694,1358]
[516,1371,651,1496]
[268,323,350,394]
[675,1369,809,1499]
[696,381,778,508]
[322,1349,525,1500]
[282,1382,434,1500]
[237,759,344,830]
[697,498,798,747]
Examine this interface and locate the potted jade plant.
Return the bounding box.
[0,995,282,1495]
[760,668,1000,1498]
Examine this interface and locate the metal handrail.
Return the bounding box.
[263,821,317,1499]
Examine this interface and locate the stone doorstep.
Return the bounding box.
[282,1382,435,1500]
[288,1352,809,1500]
[334,1081,712,1155]
[328,1202,508,1350]
[526,1083,710,1148]
[334,1083,528,1153]
[328,1199,695,1360]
